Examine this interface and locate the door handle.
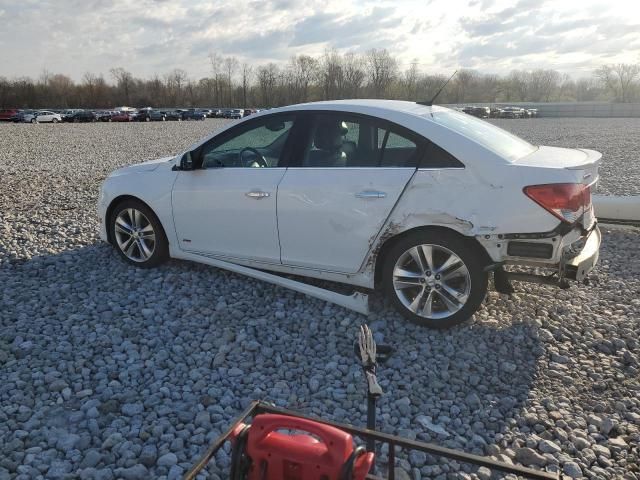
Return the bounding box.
[355,190,387,199]
[245,190,270,199]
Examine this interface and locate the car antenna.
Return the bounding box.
[417,70,458,107]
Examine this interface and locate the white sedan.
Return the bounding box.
[32,111,62,123]
[98,100,601,328]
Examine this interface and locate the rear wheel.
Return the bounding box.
[31,118,37,124]
[109,200,169,268]
[382,230,487,328]
[52,118,59,123]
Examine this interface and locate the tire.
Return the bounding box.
[52,118,59,123]
[109,199,169,268]
[146,117,150,122]
[382,230,487,328]
[31,118,37,124]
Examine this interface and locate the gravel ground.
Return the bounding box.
[0,120,639,480]
[488,117,640,196]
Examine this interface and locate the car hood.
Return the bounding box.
[108,156,176,177]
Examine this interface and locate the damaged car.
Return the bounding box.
[98,100,601,328]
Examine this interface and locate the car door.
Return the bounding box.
[38,111,51,122]
[171,113,297,263]
[277,112,425,273]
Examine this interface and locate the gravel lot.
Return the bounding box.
[1,119,639,480]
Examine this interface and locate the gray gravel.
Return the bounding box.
[489,117,640,196]
[1,120,639,479]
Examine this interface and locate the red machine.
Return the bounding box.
[229,414,374,480]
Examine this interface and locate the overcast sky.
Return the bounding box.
[1,0,639,81]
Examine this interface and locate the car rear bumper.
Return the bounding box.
[563,225,601,282]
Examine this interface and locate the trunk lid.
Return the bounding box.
[515,145,601,189]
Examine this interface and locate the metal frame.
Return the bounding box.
[185,401,561,480]
[176,251,370,314]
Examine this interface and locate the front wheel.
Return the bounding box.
[382,230,487,328]
[109,200,169,268]
[31,118,37,124]
[52,118,59,123]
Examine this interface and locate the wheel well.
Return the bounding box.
[372,225,492,288]
[105,195,163,244]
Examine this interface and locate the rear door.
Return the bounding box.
[277,112,424,273]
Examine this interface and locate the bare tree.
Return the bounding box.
[110,67,134,105]
[365,48,398,98]
[342,53,365,99]
[319,49,343,100]
[224,56,239,105]
[452,69,477,103]
[209,52,224,105]
[401,62,419,100]
[240,63,252,107]
[289,55,319,103]
[596,63,640,102]
[256,63,278,107]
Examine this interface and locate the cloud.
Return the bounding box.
[289,7,403,48]
[0,0,638,80]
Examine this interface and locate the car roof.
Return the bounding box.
[268,99,446,118]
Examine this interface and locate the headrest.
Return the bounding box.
[314,120,348,151]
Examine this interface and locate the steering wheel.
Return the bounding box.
[239,147,268,168]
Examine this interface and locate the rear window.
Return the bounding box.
[428,110,536,161]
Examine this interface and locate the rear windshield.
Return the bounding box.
[427,110,537,161]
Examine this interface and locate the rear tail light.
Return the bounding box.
[524,183,590,224]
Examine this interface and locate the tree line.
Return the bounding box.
[1,49,639,109]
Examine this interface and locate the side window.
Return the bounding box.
[301,114,379,168]
[201,115,294,168]
[379,131,419,167]
[420,142,465,168]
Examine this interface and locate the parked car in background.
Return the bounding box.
[110,111,134,122]
[164,110,183,121]
[0,108,20,121]
[98,99,601,328]
[228,108,244,119]
[180,109,206,121]
[10,110,35,122]
[212,109,224,118]
[243,109,257,117]
[499,106,525,119]
[70,111,98,122]
[488,107,502,118]
[32,111,62,123]
[526,108,539,118]
[95,110,114,122]
[461,106,490,118]
[134,109,166,121]
[61,109,83,121]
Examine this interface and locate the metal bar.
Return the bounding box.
[184,401,260,480]
[593,194,640,224]
[254,403,559,480]
[388,441,395,480]
[176,251,370,315]
[366,394,377,453]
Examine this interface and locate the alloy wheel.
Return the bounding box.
[392,244,471,320]
[114,208,156,262]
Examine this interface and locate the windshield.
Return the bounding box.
[428,110,537,161]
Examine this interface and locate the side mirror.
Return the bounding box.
[180,151,194,170]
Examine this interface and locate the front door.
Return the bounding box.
[277,112,424,273]
[171,114,296,263]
